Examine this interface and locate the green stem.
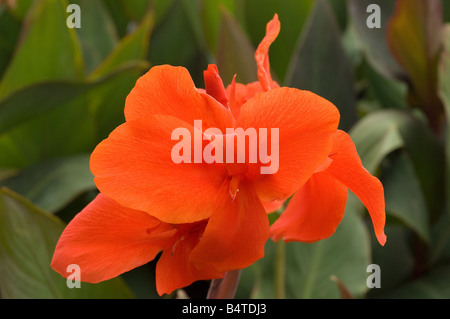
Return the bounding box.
[207,269,241,299]
[274,239,286,299]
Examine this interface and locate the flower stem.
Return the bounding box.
[274,240,286,299]
[207,269,241,299]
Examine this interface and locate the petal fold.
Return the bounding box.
[125,65,234,131]
[236,87,340,202]
[51,194,175,283]
[326,130,387,245]
[155,221,225,296]
[255,14,280,91]
[90,115,228,224]
[189,177,269,273]
[270,171,348,243]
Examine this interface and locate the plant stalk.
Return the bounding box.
[207,269,241,299]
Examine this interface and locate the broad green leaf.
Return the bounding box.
[89,11,153,79]
[216,6,257,86]
[380,264,450,298]
[71,0,119,74]
[119,0,152,22]
[148,0,205,85]
[350,110,445,224]
[5,0,34,20]
[200,0,235,53]
[240,195,371,299]
[437,24,450,264]
[382,151,431,243]
[361,60,408,110]
[88,12,153,139]
[347,0,404,79]
[0,7,21,77]
[387,0,444,131]
[241,0,313,82]
[0,0,84,99]
[0,62,147,169]
[0,188,133,298]
[350,117,404,174]
[0,81,92,136]
[0,154,95,213]
[367,225,415,297]
[0,62,144,137]
[286,0,357,131]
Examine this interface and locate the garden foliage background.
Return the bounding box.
[1,0,450,299]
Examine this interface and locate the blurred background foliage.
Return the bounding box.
[0,0,450,299]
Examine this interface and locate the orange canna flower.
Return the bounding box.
[51,13,384,297]
[227,14,386,246]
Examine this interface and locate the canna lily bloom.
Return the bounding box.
[227,14,386,246]
[51,14,342,295]
[269,129,387,245]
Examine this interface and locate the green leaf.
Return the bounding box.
[350,109,444,240]
[347,0,404,79]
[286,0,357,131]
[387,0,444,130]
[0,154,95,213]
[200,0,235,53]
[0,7,21,77]
[71,0,119,74]
[89,10,153,79]
[0,188,133,298]
[0,0,84,99]
[367,225,415,297]
[86,12,153,139]
[241,196,371,299]
[0,62,147,169]
[361,60,408,110]
[148,0,205,85]
[439,24,450,212]
[215,6,257,86]
[380,264,450,298]
[382,151,431,243]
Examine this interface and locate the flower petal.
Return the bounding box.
[327,130,387,245]
[90,114,228,224]
[255,14,280,91]
[270,171,348,243]
[124,65,234,131]
[51,194,175,283]
[155,222,225,296]
[189,177,269,273]
[236,87,340,202]
[204,64,229,108]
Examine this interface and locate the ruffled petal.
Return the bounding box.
[90,114,228,224]
[270,171,348,243]
[204,64,229,108]
[155,221,225,296]
[236,87,340,202]
[189,177,269,273]
[124,65,234,131]
[255,14,280,91]
[51,194,175,283]
[326,130,387,245]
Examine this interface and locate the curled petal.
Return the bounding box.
[51,194,175,283]
[255,14,281,91]
[236,87,340,202]
[270,171,348,243]
[125,65,234,131]
[327,130,387,245]
[155,221,224,296]
[204,64,229,108]
[190,177,269,273]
